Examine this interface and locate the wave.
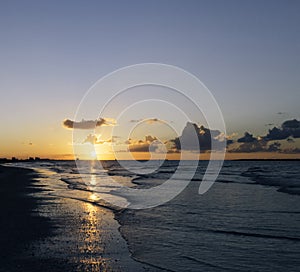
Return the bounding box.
[182,255,235,271]
[240,164,300,196]
[208,229,300,242]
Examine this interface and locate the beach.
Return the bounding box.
[0,165,56,271]
[1,160,300,272]
[0,165,156,272]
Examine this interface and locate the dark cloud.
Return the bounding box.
[237,132,257,143]
[228,119,300,153]
[267,142,281,152]
[226,139,234,146]
[229,140,282,153]
[230,141,266,153]
[263,119,300,141]
[63,118,116,129]
[171,122,225,152]
[229,136,300,153]
[230,119,300,152]
[129,143,158,153]
[145,135,157,142]
[282,119,300,129]
[281,147,300,154]
[263,127,290,141]
[282,119,300,138]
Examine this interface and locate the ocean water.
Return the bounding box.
[10,160,300,271]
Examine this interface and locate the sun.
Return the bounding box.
[90,150,97,159]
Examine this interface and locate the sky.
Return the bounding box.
[0,0,299,159]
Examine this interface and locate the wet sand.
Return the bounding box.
[0,165,156,272]
[0,165,57,271]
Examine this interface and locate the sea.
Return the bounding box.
[9,160,300,271]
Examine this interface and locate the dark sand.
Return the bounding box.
[0,165,156,272]
[0,165,74,271]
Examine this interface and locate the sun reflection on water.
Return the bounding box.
[77,193,111,271]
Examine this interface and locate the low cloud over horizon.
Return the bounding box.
[63,118,116,129]
[128,135,162,153]
[83,134,119,145]
[65,117,300,155]
[230,119,300,153]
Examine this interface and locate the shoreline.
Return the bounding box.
[0,164,156,271]
[1,158,300,165]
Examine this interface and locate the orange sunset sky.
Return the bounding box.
[0,1,299,160]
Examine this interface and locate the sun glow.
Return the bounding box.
[90,151,97,159]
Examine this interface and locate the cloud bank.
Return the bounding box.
[229,119,300,153]
[63,116,300,155]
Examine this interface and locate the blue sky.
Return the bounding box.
[0,0,299,158]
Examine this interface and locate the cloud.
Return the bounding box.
[230,141,266,153]
[237,132,257,143]
[129,143,158,153]
[229,140,282,153]
[226,139,234,145]
[63,118,116,129]
[227,119,300,153]
[127,135,160,153]
[226,132,238,140]
[83,134,98,144]
[83,134,119,145]
[281,147,300,154]
[145,135,157,142]
[263,119,300,141]
[282,119,300,138]
[129,118,166,125]
[263,127,290,141]
[223,133,238,147]
[171,122,225,152]
[73,118,300,155]
[267,142,281,152]
[145,118,166,124]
